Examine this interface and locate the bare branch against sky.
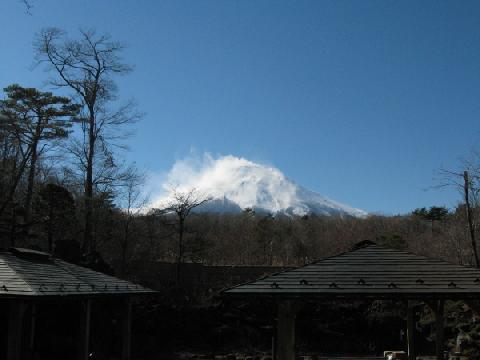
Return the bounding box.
[20,0,33,15]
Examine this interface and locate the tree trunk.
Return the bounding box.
[0,148,32,218]
[269,240,274,266]
[176,217,184,286]
[24,134,39,229]
[83,112,95,255]
[121,218,130,277]
[10,207,17,247]
[464,171,479,267]
[47,190,54,253]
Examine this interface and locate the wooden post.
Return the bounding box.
[435,300,445,360]
[122,297,132,360]
[407,301,416,360]
[7,300,26,360]
[276,300,297,360]
[271,312,277,360]
[78,299,92,360]
[272,334,276,360]
[28,303,37,359]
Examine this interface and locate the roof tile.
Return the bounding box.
[0,250,154,297]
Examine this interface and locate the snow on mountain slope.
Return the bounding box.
[149,154,367,218]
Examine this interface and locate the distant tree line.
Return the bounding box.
[98,203,478,279]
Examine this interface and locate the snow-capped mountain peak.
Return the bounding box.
[149,154,367,218]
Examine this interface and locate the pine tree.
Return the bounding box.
[0,84,79,232]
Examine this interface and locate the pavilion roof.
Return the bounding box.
[0,248,154,298]
[224,242,480,299]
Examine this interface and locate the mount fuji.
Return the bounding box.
[150,155,367,218]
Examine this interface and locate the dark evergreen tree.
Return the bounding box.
[413,206,449,233]
[35,183,77,254]
[0,84,78,231]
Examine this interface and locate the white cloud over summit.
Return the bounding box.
[149,153,294,210]
[148,153,367,217]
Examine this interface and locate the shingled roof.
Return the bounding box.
[224,242,480,300]
[0,248,154,298]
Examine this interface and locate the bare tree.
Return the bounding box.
[463,170,479,267]
[159,188,210,285]
[438,157,480,267]
[116,165,148,276]
[34,28,142,254]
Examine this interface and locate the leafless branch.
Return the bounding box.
[20,0,33,15]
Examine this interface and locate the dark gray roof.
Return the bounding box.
[224,243,480,299]
[0,248,154,298]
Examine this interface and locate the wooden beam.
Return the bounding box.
[7,300,26,360]
[407,301,416,360]
[435,300,445,360]
[122,298,132,360]
[276,300,297,360]
[78,299,92,360]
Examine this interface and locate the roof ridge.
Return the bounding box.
[55,258,145,289]
[360,246,479,269]
[313,244,478,270]
[309,242,386,265]
[350,240,378,250]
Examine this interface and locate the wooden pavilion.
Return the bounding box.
[0,247,155,360]
[224,241,480,360]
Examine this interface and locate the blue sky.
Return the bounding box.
[1,0,480,214]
